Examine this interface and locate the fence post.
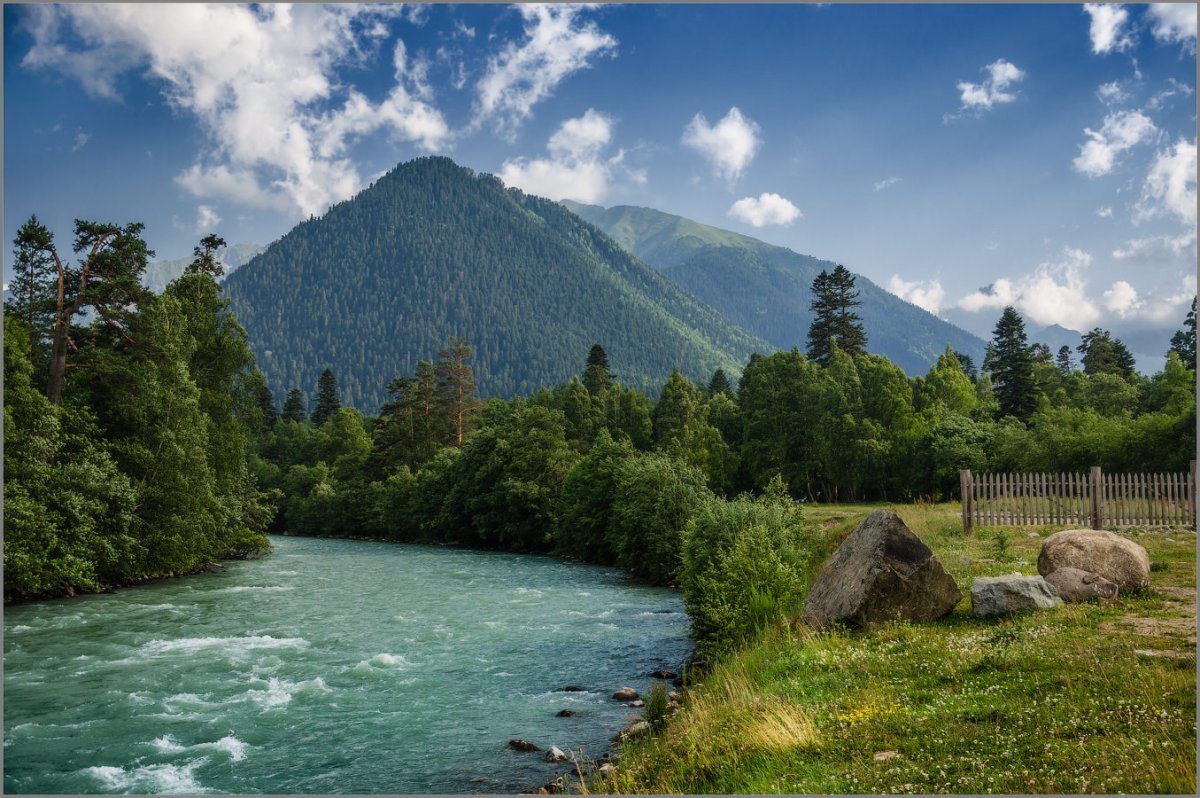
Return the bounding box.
[1191,460,1197,527]
[1090,466,1104,530]
[960,469,973,535]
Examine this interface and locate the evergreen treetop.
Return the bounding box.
[281,388,307,423]
[1169,297,1196,367]
[311,368,341,427]
[806,264,866,365]
[987,306,1038,421]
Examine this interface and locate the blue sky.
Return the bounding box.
[4,3,1196,349]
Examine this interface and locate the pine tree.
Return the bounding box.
[583,343,613,396]
[806,264,866,365]
[952,350,977,382]
[1055,345,1074,376]
[256,382,277,428]
[436,337,482,447]
[1169,297,1196,367]
[1078,328,1136,380]
[187,233,226,278]
[281,388,307,423]
[5,216,58,376]
[310,368,341,426]
[708,367,733,396]
[989,306,1038,420]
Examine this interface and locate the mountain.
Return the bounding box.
[563,201,987,376]
[143,242,264,293]
[223,157,768,410]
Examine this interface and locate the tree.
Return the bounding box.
[1169,297,1196,367]
[708,367,733,397]
[5,216,57,374]
[311,368,341,426]
[281,388,307,423]
[1055,345,1074,376]
[255,381,278,429]
[583,343,613,396]
[1031,342,1052,364]
[1078,328,1136,381]
[187,234,226,278]
[806,264,866,365]
[436,337,482,447]
[952,350,977,382]
[987,306,1038,421]
[32,220,154,404]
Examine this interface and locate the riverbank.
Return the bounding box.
[593,503,1197,794]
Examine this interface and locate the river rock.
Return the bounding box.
[544,746,567,762]
[649,669,677,679]
[1037,529,1150,592]
[557,685,585,692]
[597,763,616,778]
[1043,567,1118,602]
[628,699,645,708]
[971,574,1063,618]
[555,709,576,717]
[508,739,540,752]
[623,720,650,740]
[802,509,962,629]
[612,687,639,701]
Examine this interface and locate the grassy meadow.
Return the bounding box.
[595,502,1196,795]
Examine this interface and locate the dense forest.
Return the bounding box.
[222,156,765,409]
[562,200,988,375]
[5,210,1195,664]
[3,222,272,601]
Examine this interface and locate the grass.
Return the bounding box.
[595,502,1196,795]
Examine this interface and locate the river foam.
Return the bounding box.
[85,762,208,794]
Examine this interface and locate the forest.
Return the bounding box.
[4,213,1196,662]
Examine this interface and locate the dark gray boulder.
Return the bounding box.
[970,574,1063,618]
[508,739,540,752]
[1043,567,1118,602]
[802,509,962,629]
[612,687,639,701]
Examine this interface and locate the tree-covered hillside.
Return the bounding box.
[563,201,986,375]
[224,157,766,410]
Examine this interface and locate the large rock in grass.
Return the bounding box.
[1043,567,1118,603]
[970,574,1063,618]
[1037,529,1149,593]
[802,509,962,629]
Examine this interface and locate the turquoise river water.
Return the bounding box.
[3,535,691,794]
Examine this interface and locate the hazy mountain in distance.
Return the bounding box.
[142,242,264,293]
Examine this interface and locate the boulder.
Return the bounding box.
[597,763,616,778]
[1043,567,1118,602]
[802,510,962,629]
[628,699,645,708]
[612,687,639,701]
[508,739,540,752]
[649,669,677,679]
[554,709,576,717]
[970,574,1063,618]
[623,720,650,740]
[557,685,585,692]
[1037,529,1150,592]
[544,746,567,762]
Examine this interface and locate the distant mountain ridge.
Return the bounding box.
[143,242,264,293]
[223,157,768,410]
[563,200,987,375]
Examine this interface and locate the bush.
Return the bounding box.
[644,682,671,733]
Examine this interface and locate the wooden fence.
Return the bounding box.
[960,461,1196,534]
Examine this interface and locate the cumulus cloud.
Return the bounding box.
[952,59,1024,116]
[727,193,801,228]
[1113,230,1197,262]
[20,4,449,219]
[682,107,762,184]
[476,4,617,134]
[1147,3,1198,48]
[498,109,638,203]
[1136,139,1197,226]
[955,247,1101,331]
[1102,280,1143,317]
[1083,3,1134,54]
[886,275,945,315]
[1072,110,1156,177]
[1096,80,1129,105]
[195,205,221,235]
[873,176,902,192]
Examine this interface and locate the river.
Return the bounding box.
[3,535,691,794]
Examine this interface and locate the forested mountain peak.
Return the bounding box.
[223,156,767,410]
[564,200,987,376]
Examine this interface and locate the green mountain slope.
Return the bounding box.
[563,201,986,375]
[223,157,768,410]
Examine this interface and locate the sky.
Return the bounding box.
[4,3,1197,353]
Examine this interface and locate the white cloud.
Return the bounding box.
[1072,110,1156,177]
[1102,280,1143,317]
[71,130,91,152]
[1113,230,1197,261]
[475,4,617,134]
[1136,139,1197,226]
[194,205,221,234]
[955,247,1101,331]
[953,58,1025,115]
[1147,77,1194,110]
[727,193,802,228]
[1147,3,1197,48]
[682,106,762,184]
[886,275,945,315]
[1083,4,1134,54]
[1096,206,1114,218]
[873,176,902,192]
[20,4,449,219]
[1096,81,1129,105]
[498,109,635,203]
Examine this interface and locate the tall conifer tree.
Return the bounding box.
[988,306,1038,420]
[281,388,307,423]
[583,343,613,396]
[806,264,866,365]
[311,368,341,426]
